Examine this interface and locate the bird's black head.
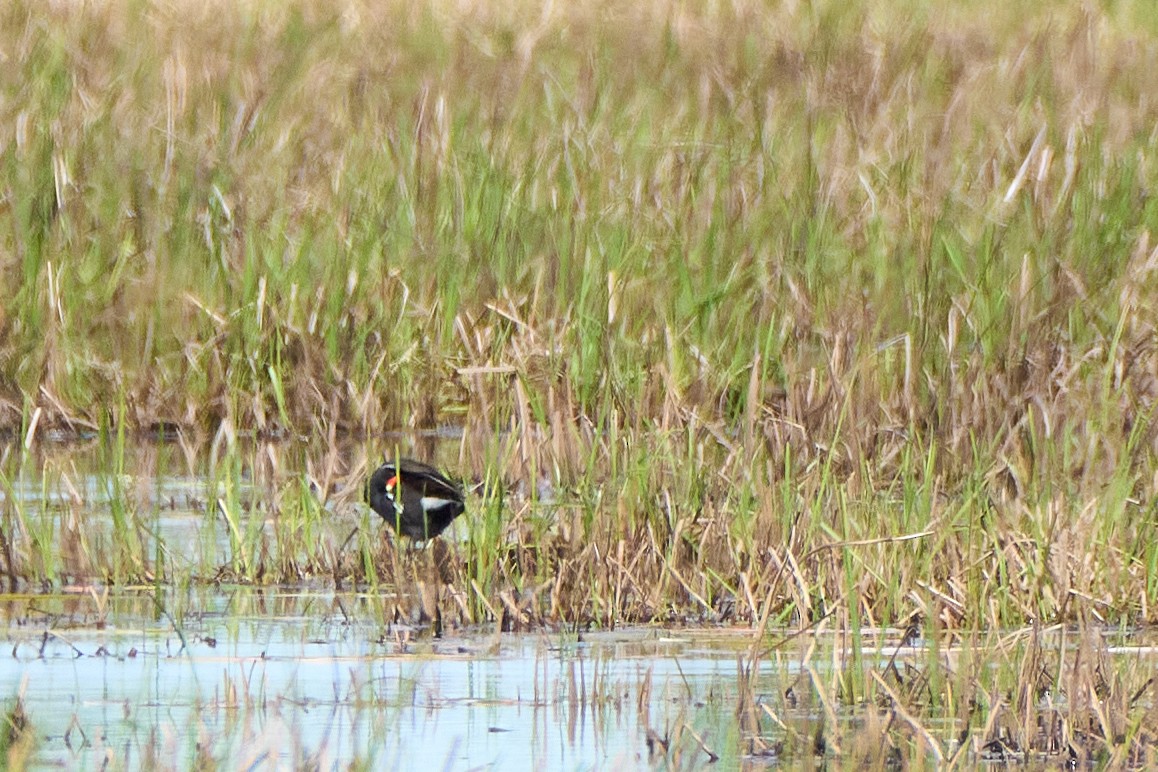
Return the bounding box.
[365,465,398,518]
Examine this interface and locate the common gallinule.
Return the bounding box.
[365,458,466,539]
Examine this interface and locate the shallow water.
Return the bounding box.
[9,586,1156,770]
[0,589,795,770]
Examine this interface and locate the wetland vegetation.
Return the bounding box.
[3,0,1158,766]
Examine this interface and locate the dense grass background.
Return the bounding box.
[5,2,1158,764]
[1,0,1158,629]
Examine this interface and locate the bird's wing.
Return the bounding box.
[392,458,464,498]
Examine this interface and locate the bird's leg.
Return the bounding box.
[417,544,444,638]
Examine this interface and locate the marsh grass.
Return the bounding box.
[0,695,33,770]
[3,0,1158,761]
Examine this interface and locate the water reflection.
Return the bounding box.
[0,589,772,769]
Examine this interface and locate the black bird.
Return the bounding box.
[365,458,466,539]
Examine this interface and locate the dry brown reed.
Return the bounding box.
[1,4,1158,742]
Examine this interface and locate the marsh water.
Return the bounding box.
[0,590,786,770]
[1,438,1156,769]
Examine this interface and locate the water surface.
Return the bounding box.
[0,589,795,770]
